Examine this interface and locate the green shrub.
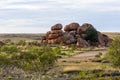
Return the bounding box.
[5,39,11,43]
[12,45,58,71]
[17,40,26,46]
[38,45,58,68]
[0,45,19,53]
[85,27,98,45]
[106,37,120,67]
[53,46,61,55]
[0,53,10,64]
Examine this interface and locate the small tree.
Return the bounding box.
[106,37,120,67]
[85,27,98,45]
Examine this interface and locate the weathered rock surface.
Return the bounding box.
[77,23,93,34]
[64,23,80,32]
[62,32,76,44]
[51,23,62,30]
[76,37,89,48]
[41,23,112,47]
[98,32,112,47]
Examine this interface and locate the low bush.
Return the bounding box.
[106,37,120,67]
[0,45,19,53]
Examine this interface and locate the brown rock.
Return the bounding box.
[47,34,60,39]
[98,32,106,46]
[46,31,51,38]
[50,30,63,34]
[102,34,113,46]
[41,23,112,48]
[46,30,63,39]
[64,23,80,31]
[51,23,63,30]
[77,23,93,33]
[76,37,89,48]
[97,32,112,46]
[69,31,76,36]
[63,32,76,44]
[48,36,63,44]
[41,36,46,40]
[41,40,48,44]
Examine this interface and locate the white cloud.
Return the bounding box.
[0,4,48,10]
[0,19,37,27]
[46,0,120,12]
[0,0,120,11]
[0,0,49,10]
[49,0,119,4]
[0,0,120,33]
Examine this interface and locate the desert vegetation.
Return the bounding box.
[0,39,120,80]
[0,23,120,80]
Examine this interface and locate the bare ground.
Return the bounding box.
[59,50,107,61]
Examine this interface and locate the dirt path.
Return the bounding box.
[59,50,107,61]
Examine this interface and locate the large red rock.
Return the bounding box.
[46,30,63,39]
[64,23,80,31]
[51,23,63,30]
[48,36,64,44]
[98,32,112,46]
[41,23,113,48]
[47,34,62,39]
[50,30,63,34]
[77,23,93,34]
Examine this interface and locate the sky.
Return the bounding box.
[0,0,120,33]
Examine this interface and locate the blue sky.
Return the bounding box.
[0,0,120,33]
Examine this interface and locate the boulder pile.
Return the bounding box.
[41,23,112,47]
[46,24,64,44]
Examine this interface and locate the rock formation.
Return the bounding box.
[46,24,64,44]
[41,23,112,48]
[98,32,112,47]
[64,23,80,32]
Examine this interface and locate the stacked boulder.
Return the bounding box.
[46,24,64,44]
[41,36,47,44]
[76,23,94,47]
[98,32,113,47]
[41,22,112,47]
[63,23,79,45]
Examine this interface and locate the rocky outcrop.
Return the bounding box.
[45,24,64,44]
[41,23,112,47]
[41,36,47,44]
[77,23,93,34]
[62,32,76,45]
[76,37,89,48]
[51,24,62,30]
[98,32,112,47]
[64,23,80,32]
